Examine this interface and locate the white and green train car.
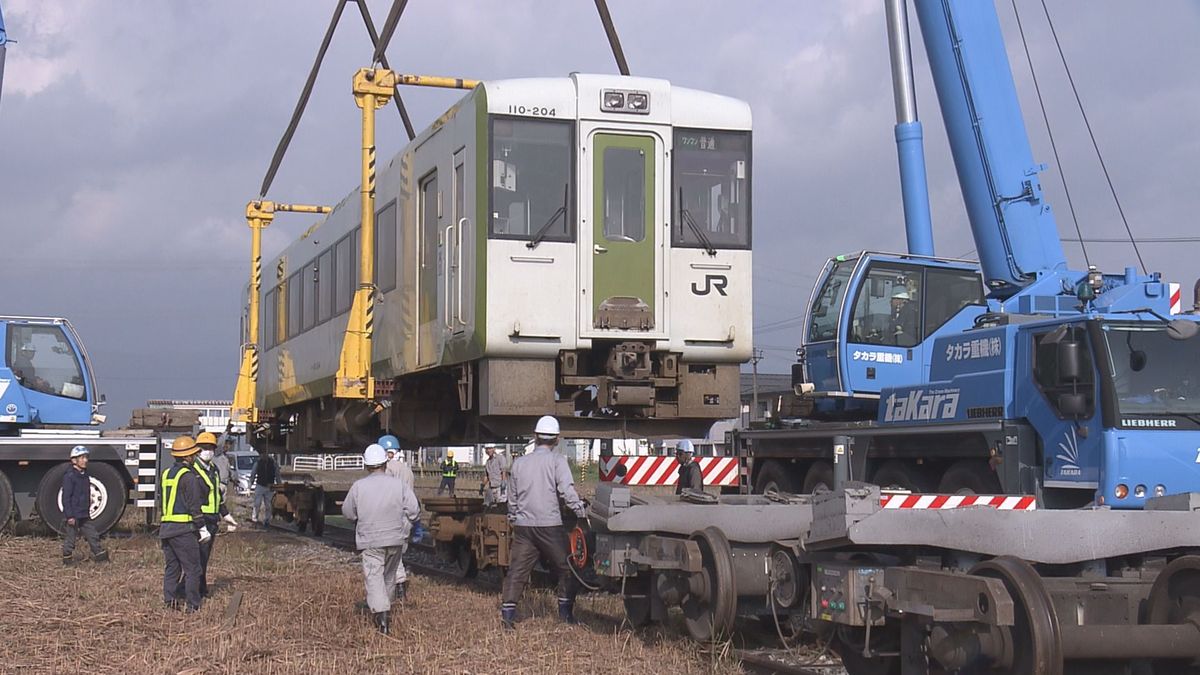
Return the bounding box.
[253,73,752,449]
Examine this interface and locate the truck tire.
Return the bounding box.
[0,469,14,533]
[37,462,127,536]
[802,460,835,494]
[936,459,1002,495]
[754,460,801,495]
[870,460,934,493]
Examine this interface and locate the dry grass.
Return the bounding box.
[0,506,746,674]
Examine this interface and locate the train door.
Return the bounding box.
[446,149,466,334]
[580,131,664,335]
[418,170,440,367]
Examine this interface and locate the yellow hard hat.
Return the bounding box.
[196,431,218,446]
[171,436,199,457]
[447,450,455,459]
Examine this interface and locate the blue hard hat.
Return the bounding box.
[378,434,401,451]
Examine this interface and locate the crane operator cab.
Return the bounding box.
[0,317,102,431]
[797,252,985,420]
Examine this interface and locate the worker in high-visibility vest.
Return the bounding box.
[194,432,238,598]
[437,450,458,496]
[160,436,209,612]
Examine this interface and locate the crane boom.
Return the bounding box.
[912,0,1068,296]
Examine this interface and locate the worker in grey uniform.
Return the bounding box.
[483,443,508,505]
[159,436,210,612]
[500,416,587,629]
[674,440,704,494]
[342,443,421,635]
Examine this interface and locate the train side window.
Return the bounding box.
[263,288,277,349]
[287,271,302,338]
[923,268,984,336]
[317,249,333,324]
[375,201,398,294]
[602,146,646,242]
[489,117,573,242]
[335,235,352,315]
[849,264,922,348]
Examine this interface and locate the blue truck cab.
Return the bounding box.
[0,316,101,431]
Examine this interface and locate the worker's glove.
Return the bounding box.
[197,527,212,544]
[410,521,425,544]
[223,514,238,532]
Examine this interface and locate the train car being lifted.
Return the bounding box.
[242,73,753,451]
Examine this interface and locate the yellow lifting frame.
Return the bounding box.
[335,68,398,400]
[232,200,332,424]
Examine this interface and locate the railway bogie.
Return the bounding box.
[250,73,753,451]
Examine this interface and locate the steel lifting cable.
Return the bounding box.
[593,0,631,76]
[354,0,416,140]
[259,0,351,199]
[1009,0,1091,269]
[1038,0,1147,274]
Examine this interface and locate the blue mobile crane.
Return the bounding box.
[738,0,1200,510]
[0,317,159,534]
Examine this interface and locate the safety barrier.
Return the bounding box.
[599,456,740,487]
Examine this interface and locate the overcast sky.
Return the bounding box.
[1,1,1198,427]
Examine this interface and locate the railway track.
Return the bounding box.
[264,518,844,674]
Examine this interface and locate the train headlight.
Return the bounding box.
[1154,484,1166,497]
[1114,484,1129,499]
[1134,484,1147,498]
[602,91,625,110]
[601,89,650,114]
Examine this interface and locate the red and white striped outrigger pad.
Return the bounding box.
[879,492,1037,510]
[598,456,740,487]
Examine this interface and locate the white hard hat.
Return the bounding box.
[676,439,695,454]
[891,288,911,300]
[534,415,560,436]
[70,445,90,459]
[363,444,388,467]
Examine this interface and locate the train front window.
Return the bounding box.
[489,117,574,242]
[672,129,750,249]
[5,324,86,400]
[1102,323,1200,423]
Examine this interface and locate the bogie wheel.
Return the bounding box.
[311,490,326,537]
[970,556,1063,675]
[455,541,479,579]
[802,460,835,494]
[1143,555,1200,674]
[682,526,737,643]
[937,459,1003,495]
[0,469,13,533]
[754,460,801,495]
[622,573,654,628]
[39,461,127,535]
[871,460,934,493]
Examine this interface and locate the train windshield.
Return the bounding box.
[490,117,574,242]
[1101,322,1200,423]
[5,323,87,400]
[672,129,751,249]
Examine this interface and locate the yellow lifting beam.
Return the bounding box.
[232,200,331,424]
[395,73,477,90]
[335,67,397,400]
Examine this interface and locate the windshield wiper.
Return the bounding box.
[527,183,569,250]
[678,187,718,257]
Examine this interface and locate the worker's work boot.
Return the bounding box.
[392,581,406,605]
[373,611,390,635]
[92,550,110,563]
[62,554,74,567]
[500,603,517,630]
[558,597,577,625]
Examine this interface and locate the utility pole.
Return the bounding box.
[750,348,763,424]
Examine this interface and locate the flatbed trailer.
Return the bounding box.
[0,430,160,534]
[588,482,1200,674]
